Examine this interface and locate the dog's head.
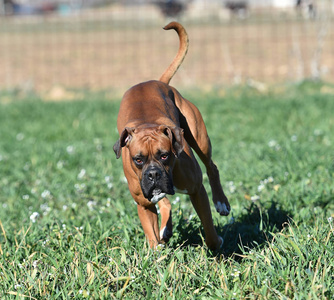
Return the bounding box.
[113,125,184,203]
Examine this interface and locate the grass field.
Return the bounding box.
[0,81,333,298]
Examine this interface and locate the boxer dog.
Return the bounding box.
[113,22,231,251]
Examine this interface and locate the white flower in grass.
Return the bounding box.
[258,176,274,192]
[267,176,274,183]
[328,217,333,223]
[57,160,65,169]
[268,140,277,148]
[74,183,86,193]
[41,190,51,199]
[105,176,114,189]
[251,195,260,201]
[105,176,113,183]
[314,129,322,136]
[268,139,281,150]
[30,212,40,223]
[257,183,265,192]
[22,195,30,200]
[32,260,38,268]
[291,135,298,142]
[227,181,236,193]
[14,284,22,289]
[172,196,180,205]
[62,205,68,211]
[87,200,97,211]
[77,169,86,180]
[263,177,273,184]
[16,133,24,141]
[40,203,51,216]
[66,145,75,154]
[322,137,330,146]
[231,268,241,277]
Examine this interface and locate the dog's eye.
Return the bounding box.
[160,154,169,160]
[134,157,144,165]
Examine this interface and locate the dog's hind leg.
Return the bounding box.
[197,141,230,216]
[205,155,231,216]
[189,184,223,250]
[178,100,231,216]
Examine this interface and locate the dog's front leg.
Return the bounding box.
[137,204,160,248]
[158,198,173,243]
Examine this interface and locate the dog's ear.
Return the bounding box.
[160,125,184,157]
[113,127,134,159]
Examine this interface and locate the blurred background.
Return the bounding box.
[1,0,334,97]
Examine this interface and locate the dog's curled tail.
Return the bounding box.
[159,22,189,85]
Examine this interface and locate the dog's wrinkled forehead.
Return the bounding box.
[129,127,171,156]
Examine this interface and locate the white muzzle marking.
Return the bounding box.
[150,191,166,204]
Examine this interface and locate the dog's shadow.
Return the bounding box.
[169,201,291,259]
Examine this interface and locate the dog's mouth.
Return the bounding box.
[149,189,166,204]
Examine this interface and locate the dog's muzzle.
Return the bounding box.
[141,166,174,203]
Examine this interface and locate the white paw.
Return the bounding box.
[215,201,230,216]
[159,226,172,241]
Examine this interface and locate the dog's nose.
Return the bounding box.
[146,168,162,182]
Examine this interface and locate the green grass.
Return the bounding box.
[0,82,333,299]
